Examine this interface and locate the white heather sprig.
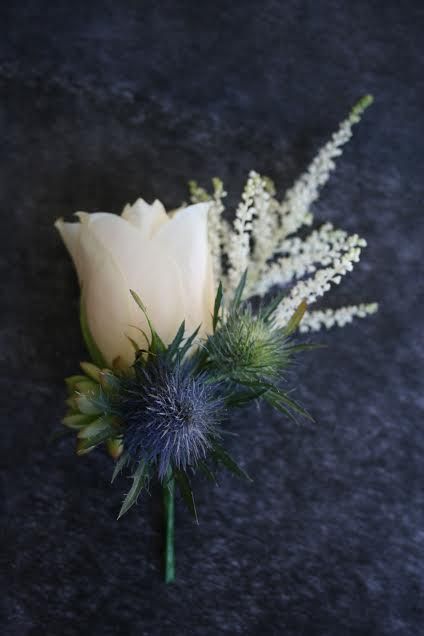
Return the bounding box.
[253,224,367,297]
[248,176,280,287]
[189,178,229,286]
[271,94,374,250]
[299,303,378,333]
[189,96,376,333]
[227,171,264,292]
[272,243,365,329]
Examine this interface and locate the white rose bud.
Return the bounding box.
[55,198,215,367]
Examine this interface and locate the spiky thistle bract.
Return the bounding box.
[204,271,313,420]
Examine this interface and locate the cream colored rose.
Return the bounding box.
[55,198,215,366]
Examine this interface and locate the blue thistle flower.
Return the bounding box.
[117,360,223,480]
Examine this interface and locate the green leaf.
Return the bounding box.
[117,461,148,519]
[167,321,186,360]
[65,374,89,393]
[107,437,123,460]
[75,380,99,396]
[130,289,166,355]
[75,440,96,455]
[178,324,201,360]
[197,460,217,483]
[225,386,268,407]
[79,295,107,368]
[62,413,97,430]
[231,270,248,310]
[284,300,307,336]
[98,370,120,393]
[77,415,117,440]
[211,443,252,482]
[212,281,224,332]
[111,451,130,483]
[126,335,141,353]
[80,361,103,383]
[75,394,103,415]
[261,290,286,323]
[174,469,198,523]
[65,396,79,411]
[265,388,313,421]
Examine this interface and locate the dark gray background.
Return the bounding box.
[1,2,423,635]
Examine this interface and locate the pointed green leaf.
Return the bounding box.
[111,451,130,483]
[174,469,198,523]
[65,374,89,393]
[62,413,97,430]
[75,440,96,455]
[77,415,117,440]
[197,460,218,483]
[80,361,102,383]
[126,334,141,353]
[98,370,120,393]
[117,461,147,519]
[65,396,79,411]
[213,281,224,331]
[225,386,268,407]
[75,379,99,395]
[261,290,286,323]
[211,443,252,481]
[265,388,313,421]
[130,290,166,355]
[167,321,186,360]
[178,324,201,360]
[80,295,107,368]
[107,437,123,460]
[284,300,307,336]
[231,270,248,310]
[75,394,103,415]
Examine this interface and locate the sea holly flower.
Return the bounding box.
[117,357,224,480]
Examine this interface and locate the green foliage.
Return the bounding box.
[61,271,316,521]
[211,442,252,482]
[117,461,149,519]
[79,295,107,368]
[174,469,198,523]
[212,281,224,332]
[63,360,122,458]
[130,289,166,356]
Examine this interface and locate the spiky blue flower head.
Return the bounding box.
[117,359,223,480]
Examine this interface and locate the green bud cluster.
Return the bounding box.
[63,362,122,458]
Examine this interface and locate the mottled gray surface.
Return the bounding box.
[1,2,423,635]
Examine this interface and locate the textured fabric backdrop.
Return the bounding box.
[1,2,423,635]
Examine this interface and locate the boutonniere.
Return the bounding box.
[55,96,377,582]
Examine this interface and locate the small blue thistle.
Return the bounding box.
[117,359,223,480]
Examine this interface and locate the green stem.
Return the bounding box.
[163,476,176,583]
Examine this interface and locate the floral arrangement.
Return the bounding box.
[55,95,377,582]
